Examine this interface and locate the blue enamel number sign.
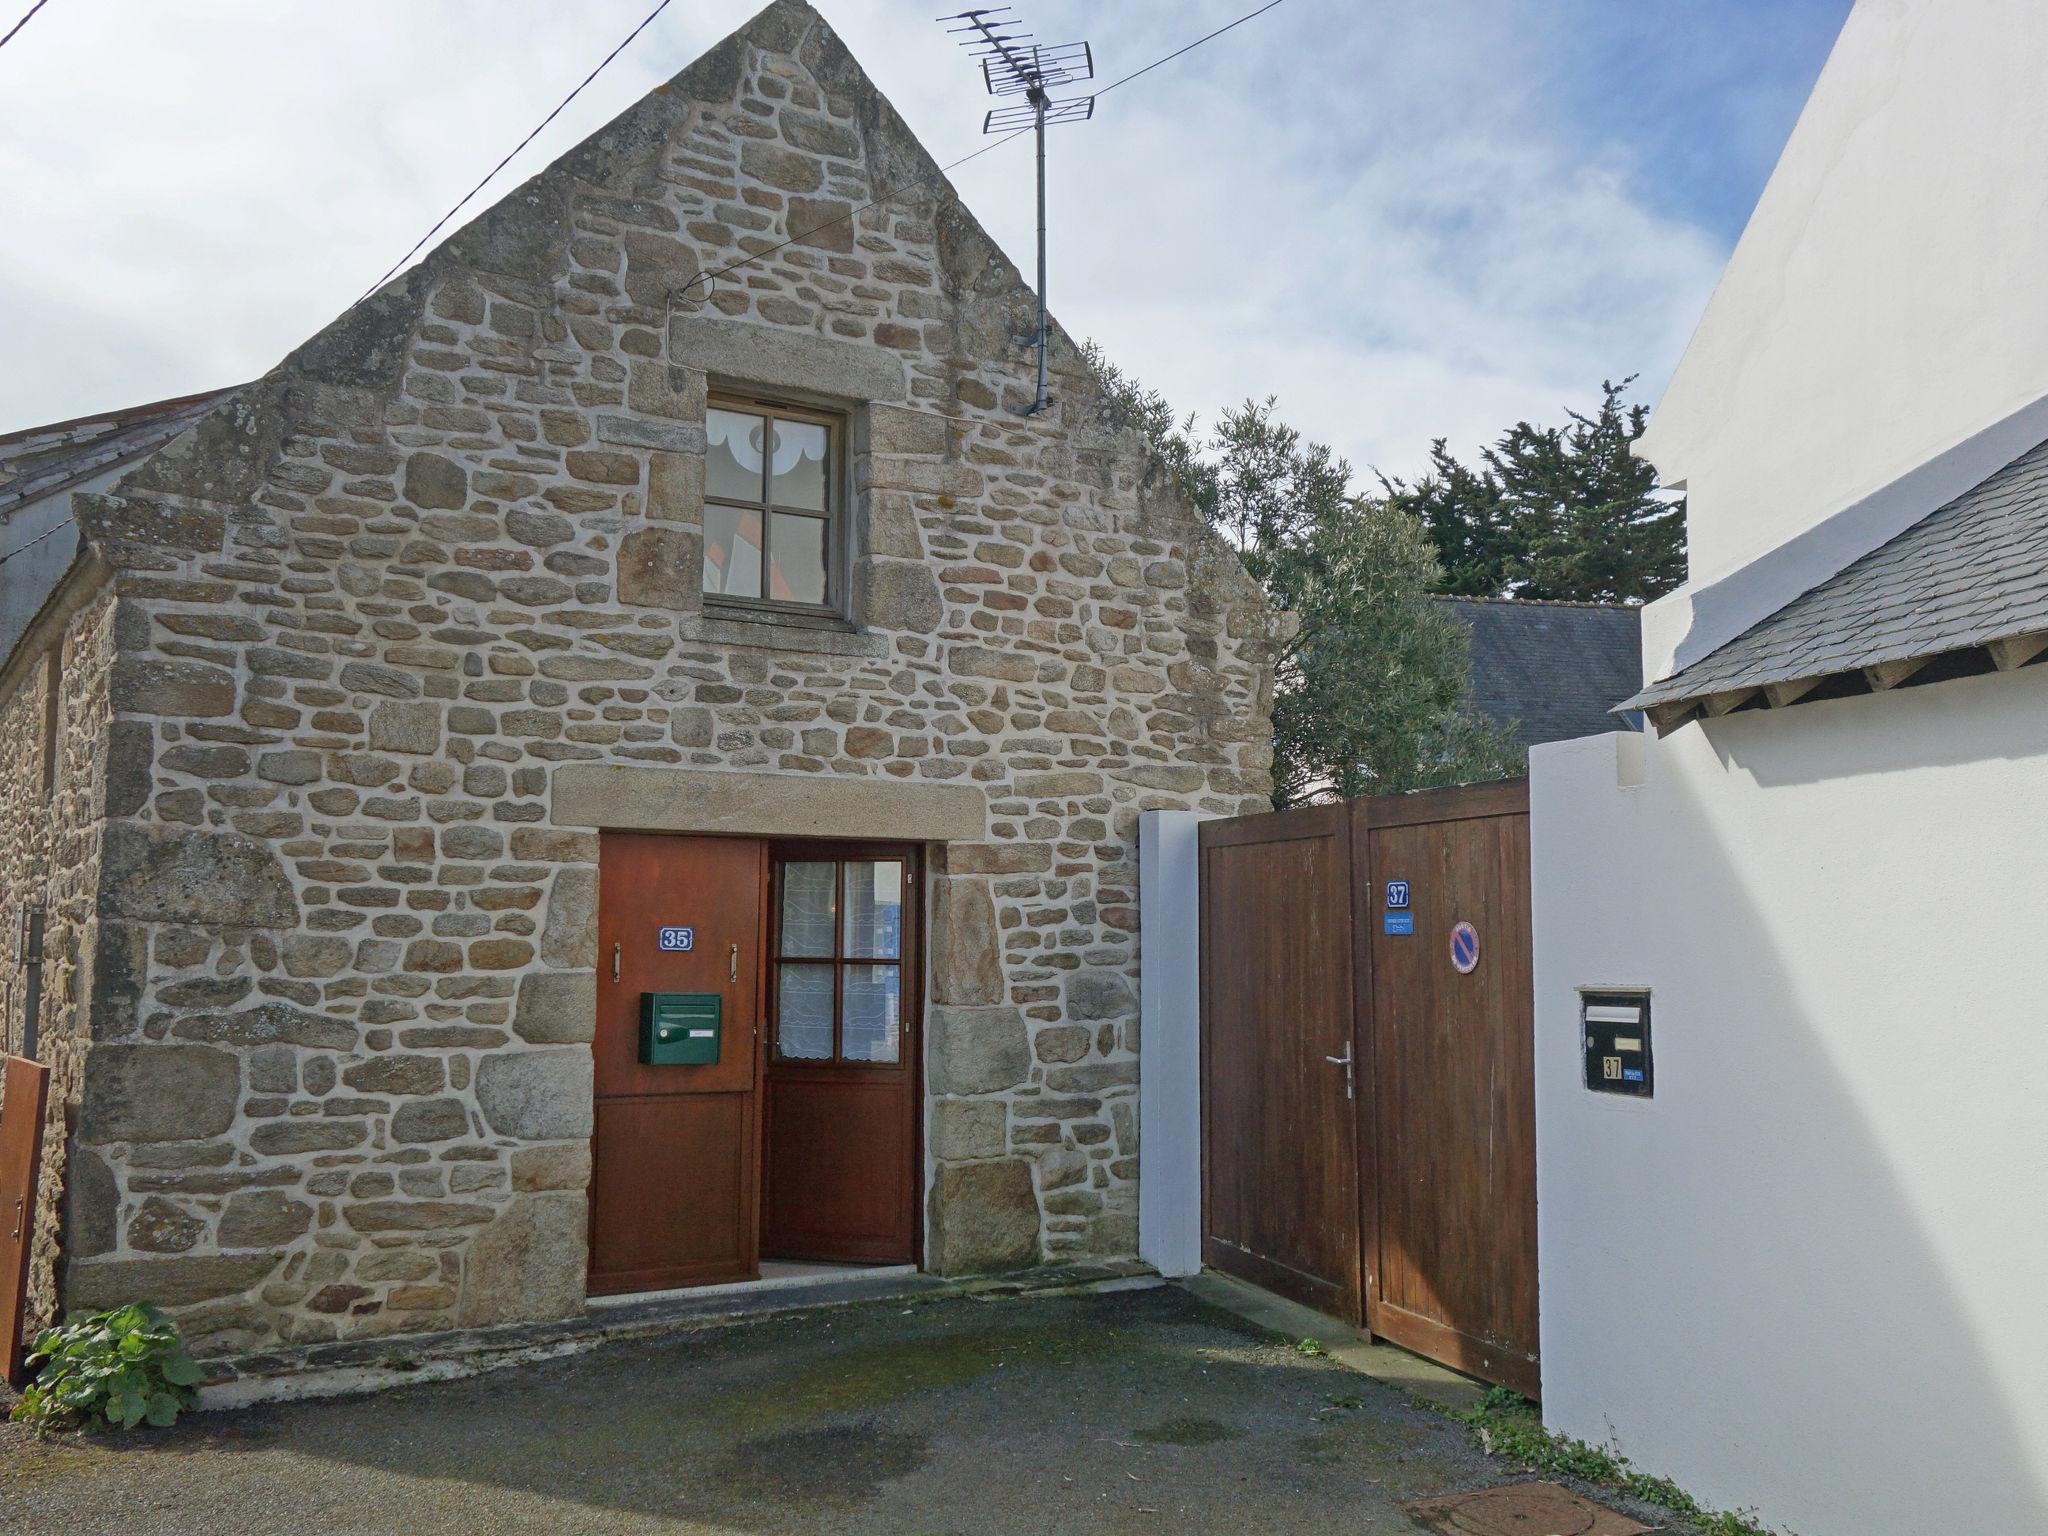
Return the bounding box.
[1385,880,1410,909]
[657,927,695,952]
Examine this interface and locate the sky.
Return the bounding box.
[0,0,1851,481]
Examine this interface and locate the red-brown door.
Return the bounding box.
[1198,806,1363,1322]
[1,1055,50,1385]
[1357,782,1538,1396]
[590,834,766,1294]
[761,845,919,1265]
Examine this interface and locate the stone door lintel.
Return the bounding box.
[551,764,987,843]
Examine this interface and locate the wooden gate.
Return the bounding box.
[1198,781,1538,1395]
[1,1054,50,1386]
[1198,805,1363,1321]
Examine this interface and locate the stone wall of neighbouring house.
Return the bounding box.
[53,0,1274,1357]
[0,584,121,1336]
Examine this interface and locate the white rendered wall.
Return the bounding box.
[1138,810,1208,1278]
[1530,682,2048,1536]
[1635,0,2048,671]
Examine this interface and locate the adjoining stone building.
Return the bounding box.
[0,0,1274,1360]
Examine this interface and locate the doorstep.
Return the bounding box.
[1179,1269,1491,1414]
[199,1259,1163,1411]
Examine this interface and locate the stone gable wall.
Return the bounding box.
[57,1,1274,1357]
[0,586,121,1336]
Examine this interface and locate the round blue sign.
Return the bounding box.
[1450,921,1480,974]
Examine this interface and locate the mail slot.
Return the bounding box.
[640,991,721,1066]
[1581,990,1652,1098]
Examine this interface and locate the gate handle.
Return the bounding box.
[729,943,739,983]
[1325,1043,1355,1101]
[612,942,620,983]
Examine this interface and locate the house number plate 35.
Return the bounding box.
[657,927,695,952]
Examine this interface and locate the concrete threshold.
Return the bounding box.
[199,1259,1163,1412]
[1179,1269,1490,1415]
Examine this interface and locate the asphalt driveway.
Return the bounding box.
[2,1283,1566,1535]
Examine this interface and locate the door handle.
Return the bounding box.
[612,942,620,983]
[1325,1042,1355,1100]
[730,943,738,983]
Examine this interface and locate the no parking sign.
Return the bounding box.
[1449,920,1480,974]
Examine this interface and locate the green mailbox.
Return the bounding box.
[640,992,721,1066]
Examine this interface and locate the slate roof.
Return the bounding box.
[1621,429,2048,718]
[0,386,242,518]
[1435,596,1644,750]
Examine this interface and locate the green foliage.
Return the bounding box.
[1294,1337,1325,1357]
[1084,345,1523,808]
[1383,378,1687,602]
[9,1302,206,1433]
[1453,1388,1776,1535]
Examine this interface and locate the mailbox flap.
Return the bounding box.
[640,991,722,1065]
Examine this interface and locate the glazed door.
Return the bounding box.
[762,845,920,1265]
[590,834,766,1294]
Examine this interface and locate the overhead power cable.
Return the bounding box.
[1092,0,1290,99]
[0,517,75,568]
[0,0,52,55]
[358,0,681,301]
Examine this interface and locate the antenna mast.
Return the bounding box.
[942,8,1094,416]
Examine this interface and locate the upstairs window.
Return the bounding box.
[703,397,840,614]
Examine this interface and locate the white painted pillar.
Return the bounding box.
[1138,809,1209,1277]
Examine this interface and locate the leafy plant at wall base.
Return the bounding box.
[1452,1388,1780,1536]
[9,1302,206,1432]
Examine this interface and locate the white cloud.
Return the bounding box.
[0,0,1738,480]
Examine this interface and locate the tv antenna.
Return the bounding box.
[942,8,1095,415]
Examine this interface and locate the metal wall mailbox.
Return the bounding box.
[640,992,721,1066]
[1581,990,1652,1097]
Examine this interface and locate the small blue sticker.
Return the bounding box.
[1383,912,1415,935]
[657,927,695,952]
[1385,880,1410,910]
[1622,1068,1644,1082]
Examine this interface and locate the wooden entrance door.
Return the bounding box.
[1198,805,1363,1321]
[1,1055,49,1386]
[1357,781,1538,1396]
[590,834,767,1294]
[762,845,920,1264]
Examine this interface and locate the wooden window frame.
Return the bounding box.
[703,393,846,620]
[768,844,919,1069]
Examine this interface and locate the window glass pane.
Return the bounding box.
[842,964,901,1063]
[707,408,766,502]
[767,512,828,606]
[842,860,903,959]
[780,861,837,957]
[777,964,835,1060]
[768,419,829,511]
[703,503,763,598]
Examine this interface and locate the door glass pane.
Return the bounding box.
[777,963,835,1060]
[780,861,837,957]
[767,419,829,510]
[842,860,903,958]
[842,964,901,1063]
[707,408,766,502]
[703,502,763,598]
[767,512,828,606]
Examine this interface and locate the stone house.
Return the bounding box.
[0,0,1274,1360]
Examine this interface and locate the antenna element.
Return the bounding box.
[941,8,1095,415]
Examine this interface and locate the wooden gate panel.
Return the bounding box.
[1199,805,1362,1322]
[1360,785,1538,1396]
[1,1055,50,1387]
